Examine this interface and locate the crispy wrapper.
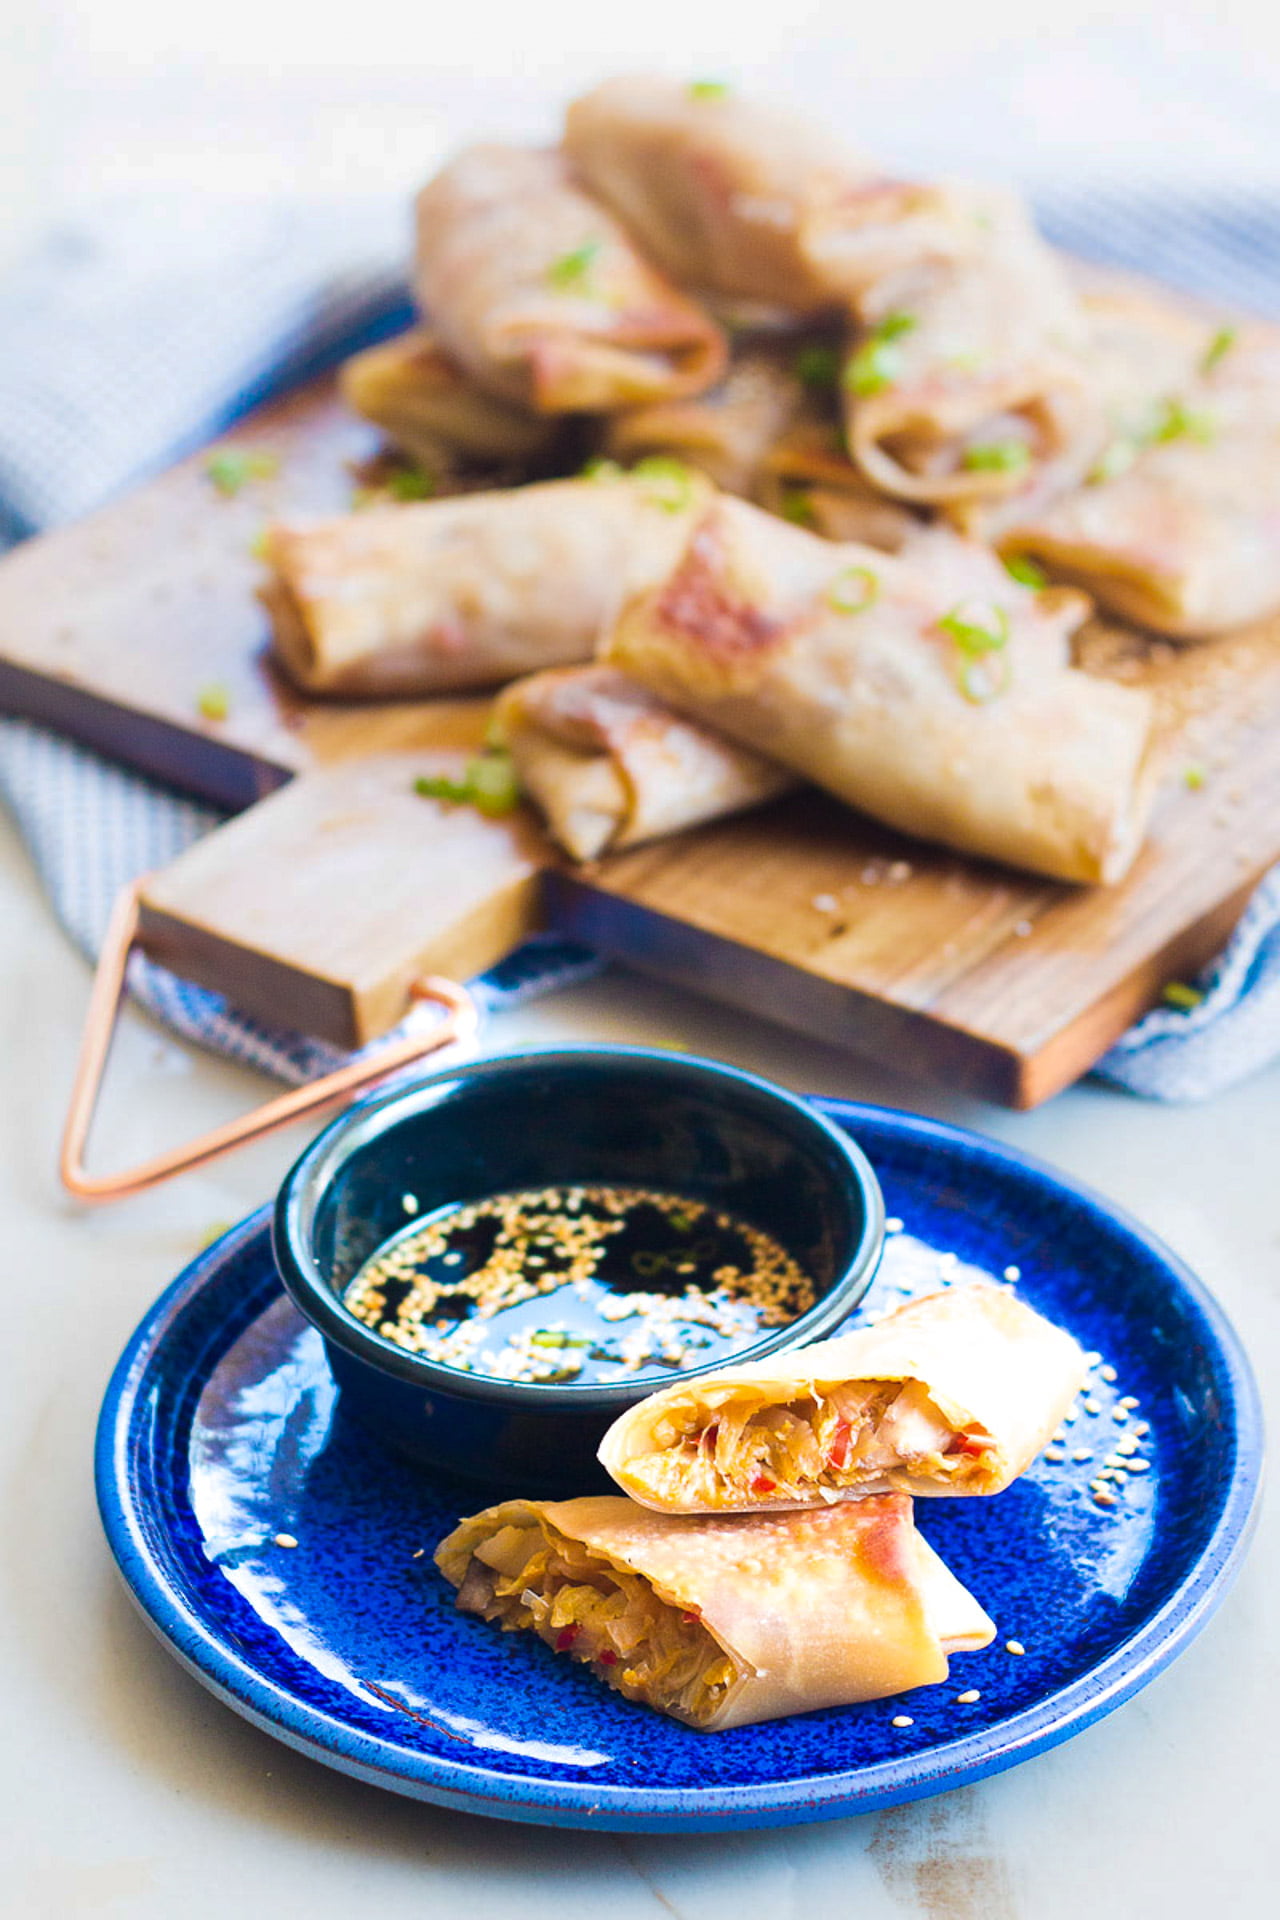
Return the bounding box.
[492,664,793,861]
[436,1492,994,1730]
[415,145,726,413]
[1001,311,1280,637]
[602,494,1159,884]
[843,190,1095,510]
[264,470,714,697]
[601,345,807,494]
[339,328,561,474]
[599,1282,1088,1514]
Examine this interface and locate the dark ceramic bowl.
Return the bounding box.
[272,1047,883,1493]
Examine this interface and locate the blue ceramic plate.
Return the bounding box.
[96,1101,1262,1833]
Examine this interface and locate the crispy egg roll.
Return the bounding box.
[599,1282,1087,1514]
[843,190,1094,510]
[339,328,560,475]
[756,415,924,550]
[437,1492,994,1730]
[602,494,1158,884]
[600,345,806,494]
[492,664,793,861]
[565,74,911,316]
[1001,315,1280,637]
[415,145,726,413]
[265,469,714,697]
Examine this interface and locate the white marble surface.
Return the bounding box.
[1,792,1276,1919]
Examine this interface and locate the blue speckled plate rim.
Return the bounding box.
[94,1099,1265,1833]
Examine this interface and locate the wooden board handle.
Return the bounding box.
[59,876,478,1203]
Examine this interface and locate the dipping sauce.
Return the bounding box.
[343,1184,816,1385]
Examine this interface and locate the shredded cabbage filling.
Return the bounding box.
[456,1521,738,1725]
[639,1380,995,1504]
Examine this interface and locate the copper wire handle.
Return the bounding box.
[59,875,479,1204]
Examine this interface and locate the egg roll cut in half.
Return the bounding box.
[600,345,808,495]
[415,145,726,414]
[603,494,1159,885]
[263,469,714,697]
[491,664,794,861]
[339,329,562,475]
[436,1493,994,1730]
[1001,316,1280,638]
[565,74,939,318]
[842,190,1094,511]
[599,1282,1087,1515]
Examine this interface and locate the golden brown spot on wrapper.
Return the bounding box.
[655,520,785,663]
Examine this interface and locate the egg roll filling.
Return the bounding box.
[455,1517,738,1725]
[632,1379,995,1508]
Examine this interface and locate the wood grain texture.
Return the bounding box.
[2,361,1278,1104]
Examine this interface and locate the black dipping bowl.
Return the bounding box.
[273,1047,884,1494]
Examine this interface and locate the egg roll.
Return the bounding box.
[600,345,806,494]
[756,415,924,550]
[339,328,560,475]
[437,1492,994,1730]
[415,145,726,413]
[264,469,714,697]
[599,1282,1087,1515]
[492,664,793,861]
[602,494,1158,884]
[842,190,1094,511]
[1001,316,1280,637]
[565,74,904,316]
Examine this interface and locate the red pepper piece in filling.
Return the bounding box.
[681,1610,701,1624]
[555,1626,578,1651]
[826,1418,852,1472]
[950,1430,991,1457]
[699,1423,720,1451]
[750,1475,776,1494]
[598,1649,618,1666]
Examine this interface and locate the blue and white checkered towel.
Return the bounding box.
[1,189,1279,1101]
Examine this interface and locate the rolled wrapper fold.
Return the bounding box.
[601,346,806,495]
[415,145,727,413]
[843,190,1095,510]
[756,415,924,550]
[598,1281,1088,1514]
[492,664,794,861]
[602,494,1159,884]
[264,470,714,697]
[339,329,561,474]
[436,1492,995,1730]
[1001,315,1280,638]
[564,75,883,315]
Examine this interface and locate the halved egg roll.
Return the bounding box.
[415,145,726,412]
[1001,317,1280,638]
[339,328,561,475]
[264,469,714,697]
[842,190,1094,511]
[602,494,1159,884]
[563,74,883,316]
[600,345,806,495]
[491,664,794,861]
[436,1492,995,1730]
[599,1282,1087,1514]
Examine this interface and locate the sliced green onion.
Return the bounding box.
[1151,396,1216,445]
[248,528,270,560]
[387,465,436,502]
[205,449,280,497]
[962,439,1031,474]
[939,601,1011,656]
[1202,326,1237,374]
[873,312,917,342]
[779,488,817,528]
[688,79,730,99]
[196,682,231,722]
[1003,554,1047,590]
[793,344,841,390]
[956,653,1012,704]
[1183,763,1207,791]
[632,455,696,512]
[1087,436,1140,486]
[827,565,880,615]
[414,749,521,818]
[1162,980,1204,1010]
[547,239,602,289]
[843,312,917,397]
[581,455,624,481]
[529,1330,592,1349]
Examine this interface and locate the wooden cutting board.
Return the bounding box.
[2,363,1278,1106]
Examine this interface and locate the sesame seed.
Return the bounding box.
[1063,1405,1079,1423]
[891,1714,915,1728]
[412,1548,425,1559]
[1042,1447,1064,1463]
[1084,1351,1102,1367]
[812,892,839,913]
[956,1689,981,1704]
[938,1252,958,1272]
[1099,1364,1117,1382]
[1004,1640,1025,1656]
[1092,1490,1117,1507]
[401,1193,419,1214]
[1119,1396,1140,1410]
[1003,1265,1021,1281]
[885,1217,904,1233]
[1072,1448,1092,1462]
[274,1532,298,1548]
[1115,1435,1140,1455]
[1052,1427,1067,1443]
[1127,1458,1151,1473]
[1083,1398,1102,1415]
[1133,1421,1150,1438]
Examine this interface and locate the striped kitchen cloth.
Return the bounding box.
[1,187,1278,1101]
